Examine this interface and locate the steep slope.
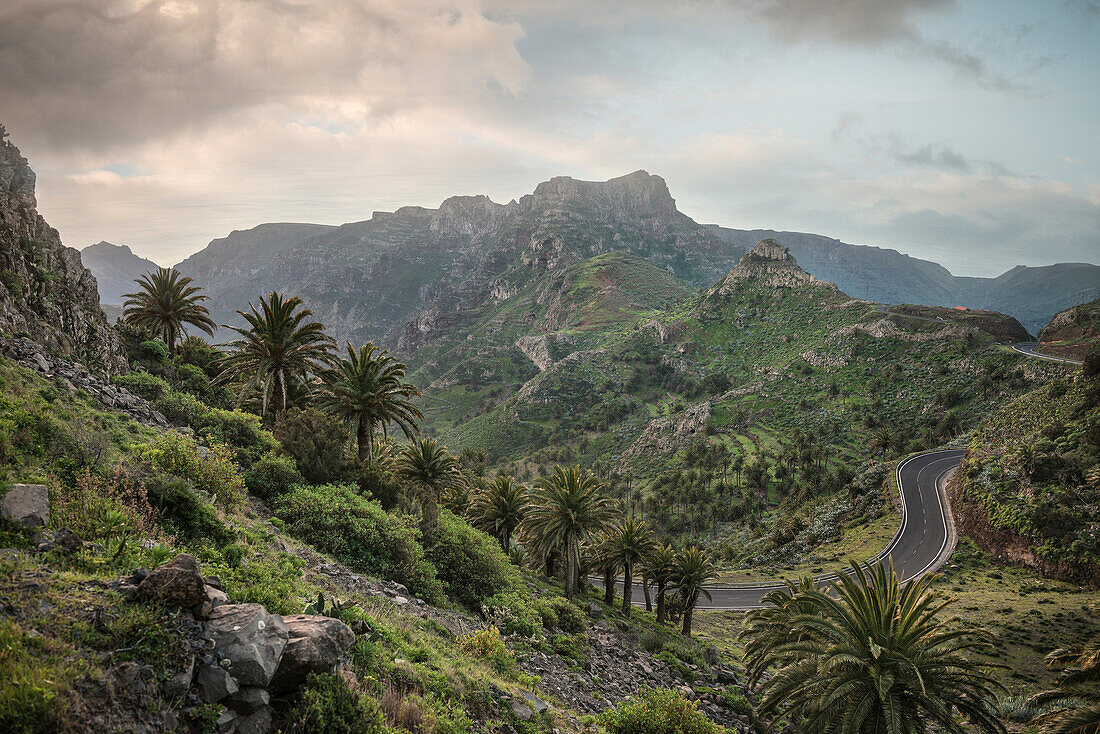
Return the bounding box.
[437,240,1057,486]
[950,366,1100,586]
[0,133,126,373]
[1035,296,1100,361]
[80,241,159,305]
[955,264,1100,335]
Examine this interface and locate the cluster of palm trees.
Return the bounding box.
[467,468,719,635]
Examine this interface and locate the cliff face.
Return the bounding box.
[714,238,831,293]
[0,134,126,374]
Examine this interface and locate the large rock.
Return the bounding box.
[195,662,239,703]
[205,604,289,688]
[268,614,355,693]
[137,554,206,608]
[195,584,230,619]
[2,483,49,528]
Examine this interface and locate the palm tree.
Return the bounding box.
[1028,631,1100,733]
[320,342,422,463]
[469,475,528,552]
[740,561,1006,734]
[524,466,617,599]
[123,267,216,355]
[645,543,678,625]
[216,292,334,416]
[589,530,618,607]
[396,438,464,539]
[670,546,718,636]
[603,518,656,616]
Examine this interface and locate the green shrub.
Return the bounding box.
[0,621,58,733]
[142,473,233,546]
[273,408,356,485]
[135,432,246,511]
[197,408,278,467]
[548,597,587,633]
[137,340,168,365]
[482,590,543,638]
[284,673,386,734]
[456,627,515,674]
[598,688,723,734]
[245,453,303,499]
[112,372,170,402]
[275,483,443,603]
[427,510,519,609]
[153,390,206,425]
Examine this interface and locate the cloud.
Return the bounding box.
[752,0,952,45]
[0,0,529,151]
[903,35,1037,94]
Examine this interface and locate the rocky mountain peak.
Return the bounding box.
[524,170,678,220]
[715,238,831,293]
[430,194,508,236]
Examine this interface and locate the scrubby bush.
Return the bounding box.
[598,688,723,734]
[284,673,386,734]
[274,408,357,484]
[548,597,588,633]
[456,627,514,674]
[141,473,233,546]
[112,372,170,402]
[481,589,543,638]
[134,432,246,510]
[245,453,303,499]
[427,510,519,609]
[275,483,443,603]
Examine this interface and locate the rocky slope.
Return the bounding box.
[0,133,126,373]
[79,241,159,305]
[1037,296,1100,361]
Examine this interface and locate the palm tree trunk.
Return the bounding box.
[500,530,510,554]
[603,566,615,606]
[356,419,371,463]
[563,543,577,599]
[656,582,667,624]
[681,592,698,636]
[621,563,633,617]
[643,575,652,612]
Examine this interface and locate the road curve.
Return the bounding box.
[602,449,964,610]
[1011,342,1084,366]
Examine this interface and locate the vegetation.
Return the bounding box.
[122,267,216,355]
[742,562,1006,734]
[598,687,724,734]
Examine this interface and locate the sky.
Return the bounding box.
[1,0,1097,276]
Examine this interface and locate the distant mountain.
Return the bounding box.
[0,135,126,373]
[94,171,1096,344]
[707,226,1099,334]
[79,241,160,305]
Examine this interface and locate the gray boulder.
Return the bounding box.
[2,484,49,528]
[225,686,270,715]
[196,663,239,703]
[137,554,206,608]
[195,584,230,619]
[205,604,289,687]
[268,614,356,693]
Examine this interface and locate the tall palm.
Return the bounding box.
[589,530,619,607]
[740,561,1006,734]
[670,546,718,636]
[525,466,617,599]
[396,438,464,539]
[321,342,422,463]
[123,267,216,354]
[1029,631,1100,734]
[216,292,334,416]
[469,475,529,552]
[603,518,656,616]
[645,543,678,625]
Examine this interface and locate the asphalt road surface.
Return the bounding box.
[601,449,965,610]
[1011,342,1084,366]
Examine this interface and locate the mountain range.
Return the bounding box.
[81,171,1098,338]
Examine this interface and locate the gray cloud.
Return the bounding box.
[903,35,1037,94]
[752,0,952,45]
[0,0,529,151]
[892,142,972,172]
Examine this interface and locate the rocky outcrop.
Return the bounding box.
[138,554,208,608]
[268,615,356,694]
[0,134,126,373]
[715,238,829,293]
[624,402,711,459]
[1,483,48,528]
[205,604,290,688]
[1037,296,1100,361]
[0,337,169,427]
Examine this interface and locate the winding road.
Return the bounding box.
[599,341,1082,610]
